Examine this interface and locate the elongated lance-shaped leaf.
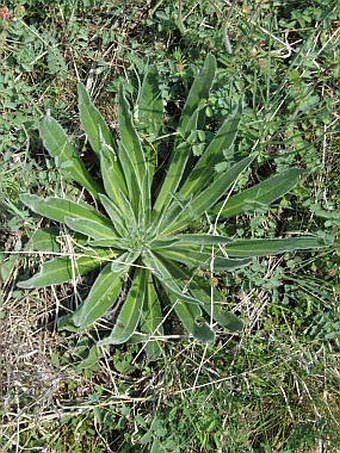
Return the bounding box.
[153,56,216,215]
[111,250,141,273]
[178,54,216,132]
[166,262,244,332]
[165,289,215,344]
[97,268,147,346]
[142,250,203,305]
[39,114,101,198]
[136,65,164,140]
[18,249,113,289]
[25,227,61,252]
[153,108,199,215]
[139,272,164,361]
[138,167,151,229]
[152,192,192,237]
[117,189,138,232]
[180,103,243,199]
[118,85,147,190]
[224,236,333,256]
[72,263,126,327]
[118,140,141,214]
[99,193,128,237]
[20,194,111,226]
[99,130,127,209]
[214,168,304,218]
[162,155,255,235]
[88,238,130,249]
[156,246,251,271]
[192,282,244,332]
[64,217,121,244]
[77,345,100,370]
[78,82,117,159]
[171,235,332,255]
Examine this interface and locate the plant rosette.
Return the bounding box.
[18,55,331,361]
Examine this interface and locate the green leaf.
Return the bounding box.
[162,155,255,234]
[188,278,244,332]
[97,268,147,346]
[180,103,242,198]
[142,251,202,305]
[78,82,117,158]
[179,54,216,132]
[72,263,125,327]
[170,234,331,255]
[110,250,141,272]
[99,193,128,237]
[116,189,138,231]
[165,289,215,344]
[64,217,121,245]
[138,167,151,228]
[25,227,60,252]
[88,238,130,249]
[156,246,252,271]
[118,140,141,213]
[166,263,244,332]
[137,65,164,139]
[39,114,101,198]
[99,135,127,209]
[17,249,113,289]
[77,345,100,370]
[139,272,164,361]
[118,85,147,191]
[20,194,110,225]
[153,108,199,215]
[223,236,333,256]
[214,168,303,218]
[153,56,216,215]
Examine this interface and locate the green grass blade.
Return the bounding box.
[214,168,303,218]
[97,268,147,346]
[72,263,125,327]
[118,85,147,189]
[78,82,117,159]
[17,249,113,289]
[20,194,111,225]
[39,114,101,198]
[180,103,242,198]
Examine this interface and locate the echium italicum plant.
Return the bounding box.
[18,55,330,361]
